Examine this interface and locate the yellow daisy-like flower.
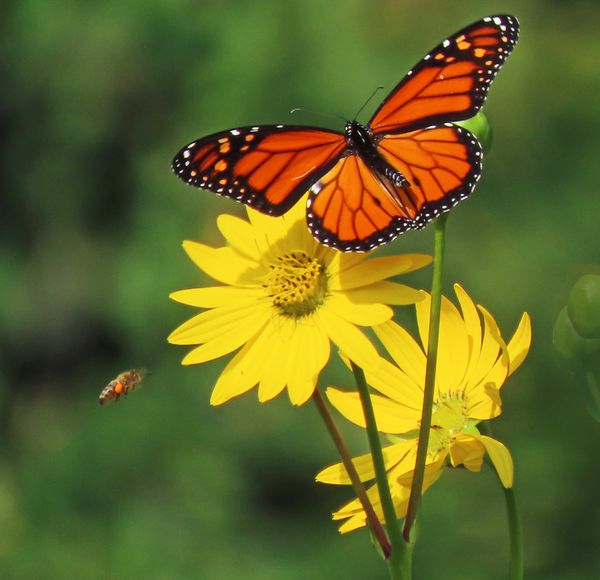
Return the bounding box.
[316,284,532,532]
[168,195,431,406]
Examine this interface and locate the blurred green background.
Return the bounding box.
[1,0,599,578]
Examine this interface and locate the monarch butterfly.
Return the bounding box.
[173,15,519,252]
[99,369,146,405]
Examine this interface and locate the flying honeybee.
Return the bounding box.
[99,369,147,405]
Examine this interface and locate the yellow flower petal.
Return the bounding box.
[326,388,418,434]
[209,320,277,405]
[356,358,423,410]
[454,283,483,380]
[438,298,470,395]
[284,317,328,405]
[465,310,509,418]
[256,316,331,405]
[247,207,290,252]
[169,286,263,308]
[477,434,514,488]
[327,252,367,277]
[257,318,295,403]
[416,293,470,396]
[507,312,532,376]
[394,453,446,487]
[465,305,503,391]
[287,376,318,406]
[168,302,270,345]
[323,389,365,428]
[362,355,423,411]
[335,482,383,532]
[316,440,414,484]
[282,191,308,223]
[330,254,431,290]
[326,293,392,326]
[343,281,424,306]
[216,213,261,261]
[338,514,369,534]
[449,434,485,472]
[281,209,317,254]
[374,320,426,388]
[182,240,259,286]
[317,309,380,371]
[181,317,269,366]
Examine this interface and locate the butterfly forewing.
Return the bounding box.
[369,15,519,134]
[173,125,346,215]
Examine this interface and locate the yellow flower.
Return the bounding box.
[316,284,531,532]
[168,196,431,406]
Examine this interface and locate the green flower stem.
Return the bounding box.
[479,422,524,580]
[403,213,448,542]
[504,486,524,580]
[312,387,391,558]
[351,362,412,580]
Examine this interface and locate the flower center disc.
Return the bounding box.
[263,251,327,317]
[427,395,468,455]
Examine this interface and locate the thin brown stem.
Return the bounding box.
[312,388,391,558]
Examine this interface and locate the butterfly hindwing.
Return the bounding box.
[173,125,346,215]
[369,15,519,134]
[376,123,483,228]
[307,154,416,252]
[307,124,482,251]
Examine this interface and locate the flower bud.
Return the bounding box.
[456,111,493,154]
[567,274,600,339]
[553,306,600,364]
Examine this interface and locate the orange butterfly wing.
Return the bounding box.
[173,15,519,252]
[173,126,346,215]
[370,15,519,133]
[308,124,481,251]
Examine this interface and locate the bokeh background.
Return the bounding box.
[1,0,599,578]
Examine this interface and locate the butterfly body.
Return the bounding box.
[344,121,410,188]
[174,15,519,252]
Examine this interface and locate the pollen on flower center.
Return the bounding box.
[427,393,468,455]
[262,250,328,317]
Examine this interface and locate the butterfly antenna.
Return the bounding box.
[353,85,385,121]
[290,107,346,123]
